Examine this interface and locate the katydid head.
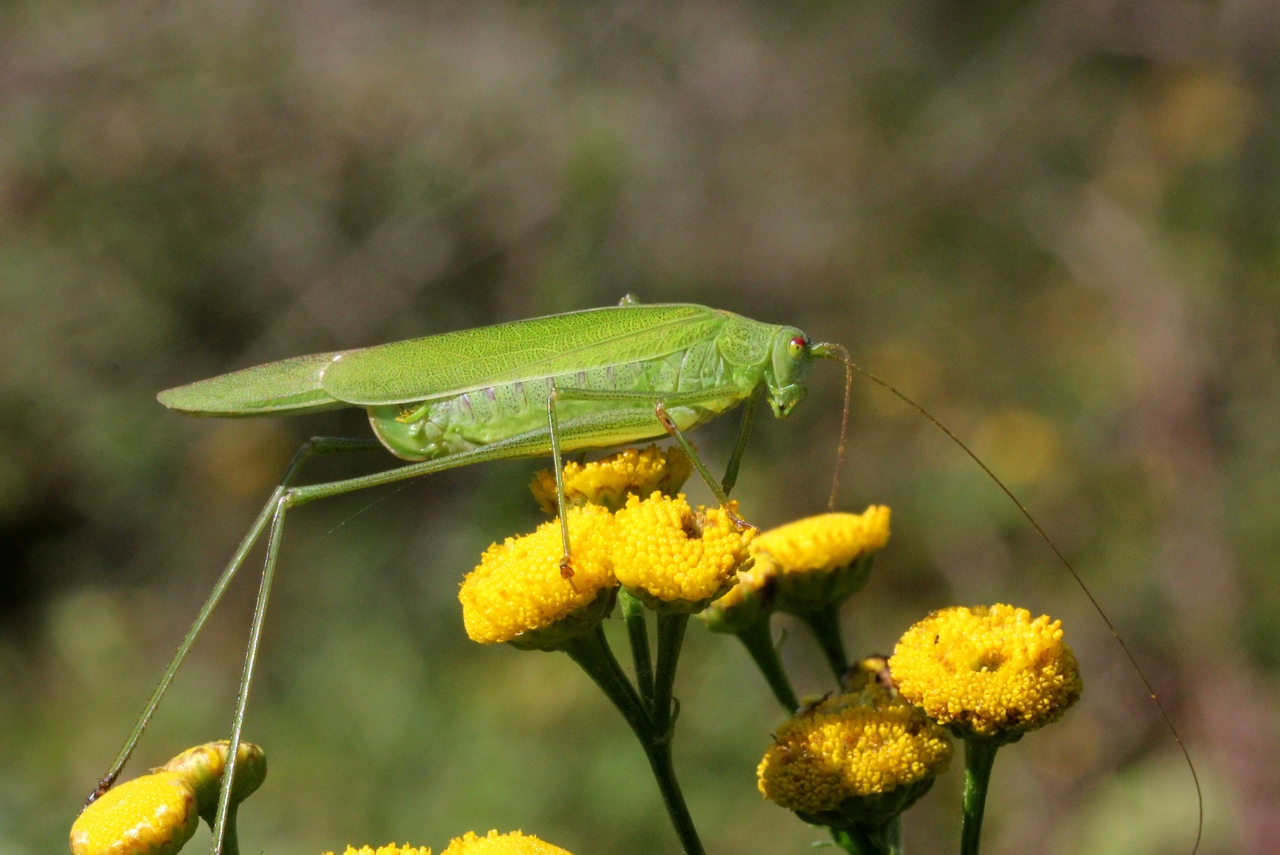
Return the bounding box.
[764,331,852,510]
[765,327,815,419]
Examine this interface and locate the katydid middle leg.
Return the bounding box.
[545,384,753,513]
[720,391,758,497]
[542,384,755,574]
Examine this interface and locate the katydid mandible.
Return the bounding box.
[89,298,857,855]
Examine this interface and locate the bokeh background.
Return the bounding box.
[2,1,1278,853]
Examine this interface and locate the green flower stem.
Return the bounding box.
[961,737,1000,855]
[562,625,649,739]
[652,612,688,736]
[619,589,655,714]
[643,737,702,855]
[884,815,902,855]
[562,623,704,855]
[830,818,901,855]
[734,618,799,713]
[800,604,850,683]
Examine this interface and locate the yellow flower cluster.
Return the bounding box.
[459,504,617,647]
[719,506,891,615]
[889,604,1082,738]
[326,832,571,855]
[159,741,267,823]
[441,830,573,854]
[463,446,756,641]
[70,772,198,855]
[752,507,891,577]
[70,742,267,855]
[757,691,952,814]
[529,444,692,514]
[613,493,754,611]
[699,559,777,633]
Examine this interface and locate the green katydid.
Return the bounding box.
[88,298,857,854]
[87,296,1201,855]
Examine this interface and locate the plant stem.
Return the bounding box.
[652,612,688,736]
[735,618,798,712]
[562,623,705,855]
[800,604,849,683]
[961,738,1000,855]
[829,818,900,855]
[620,590,655,714]
[562,625,649,739]
[642,737,703,855]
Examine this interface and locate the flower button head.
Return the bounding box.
[751,506,891,615]
[611,493,755,613]
[530,444,692,513]
[70,772,199,855]
[159,740,266,823]
[459,504,617,650]
[889,604,1083,741]
[757,685,952,832]
[71,741,267,855]
[700,560,778,634]
[325,846,432,855]
[441,830,573,854]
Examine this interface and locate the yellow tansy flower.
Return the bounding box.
[70,771,199,855]
[325,845,432,855]
[460,504,617,649]
[751,507,890,614]
[612,492,754,612]
[757,688,951,829]
[889,604,1082,739]
[441,830,572,855]
[160,740,266,822]
[700,560,777,634]
[530,444,692,513]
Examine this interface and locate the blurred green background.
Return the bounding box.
[2,1,1278,853]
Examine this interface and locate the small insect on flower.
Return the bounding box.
[458,504,618,650]
[529,443,693,513]
[440,830,574,855]
[757,684,952,833]
[611,492,755,613]
[889,604,1082,740]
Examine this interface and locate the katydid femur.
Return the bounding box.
[86,298,1200,855]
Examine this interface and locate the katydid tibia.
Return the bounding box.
[88,297,1201,855]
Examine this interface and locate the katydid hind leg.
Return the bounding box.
[88,437,383,804]
[211,498,286,855]
[545,382,576,580]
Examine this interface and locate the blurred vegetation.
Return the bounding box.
[2,1,1278,853]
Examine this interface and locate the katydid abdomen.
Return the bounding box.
[368,338,748,460]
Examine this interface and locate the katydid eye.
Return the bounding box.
[788,336,809,358]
